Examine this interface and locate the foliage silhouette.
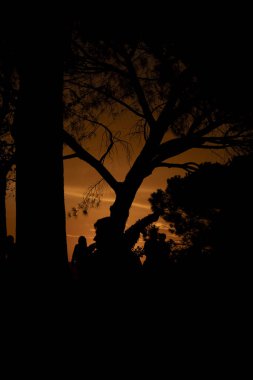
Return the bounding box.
[150,154,253,275]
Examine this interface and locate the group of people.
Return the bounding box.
[0,224,171,282]
[70,226,171,283]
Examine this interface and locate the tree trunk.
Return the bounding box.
[107,138,160,236]
[15,19,69,286]
[93,180,145,288]
[110,182,142,235]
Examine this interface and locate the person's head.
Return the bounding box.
[78,236,87,247]
[93,217,112,250]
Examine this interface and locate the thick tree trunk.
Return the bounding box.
[15,20,69,285]
[92,181,144,288]
[110,182,142,235]
[107,138,160,235]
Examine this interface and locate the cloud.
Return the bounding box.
[64,187,84,198]
[102,197,150,210]
[154,222,169,230]
[138,187,155,194]
[64,187,151,211]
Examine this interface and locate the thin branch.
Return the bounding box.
[82,117,115,162]
[100,141,114,163]
[82,117,131,163]
[68,178,105,217]
[63,153,78,160]
[63,130,119,193]
[75,46,130,78]
[77,83,145,118]
[155,162,200,173]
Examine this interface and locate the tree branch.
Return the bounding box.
[153,136,195,164]
[156,67,194,131]
[193,136,251,149]
[156,94,179,129]
[63,130,119,193]
[187,113,207,136]
[80,83,145,118]
[81,117,115,163]
[63,153,78,160]
[155,162,200,173]
[124,211,160,249]
[74,43,130,78]
[152,126,242,165]
[193,119,228,138]
[194,145,231,149]
[123,53,156,128]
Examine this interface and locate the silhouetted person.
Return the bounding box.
[71,236,89,281]
[143,231,171,278]
[93,217,115,253]
[92,217,123,275]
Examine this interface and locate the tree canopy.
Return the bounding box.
[149,154,253,265]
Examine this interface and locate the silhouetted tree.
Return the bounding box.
[150,163,226,252]
[7,17,72,284]
[150,155,253,268]
[63,37,253,253]
[124,211,160,250]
